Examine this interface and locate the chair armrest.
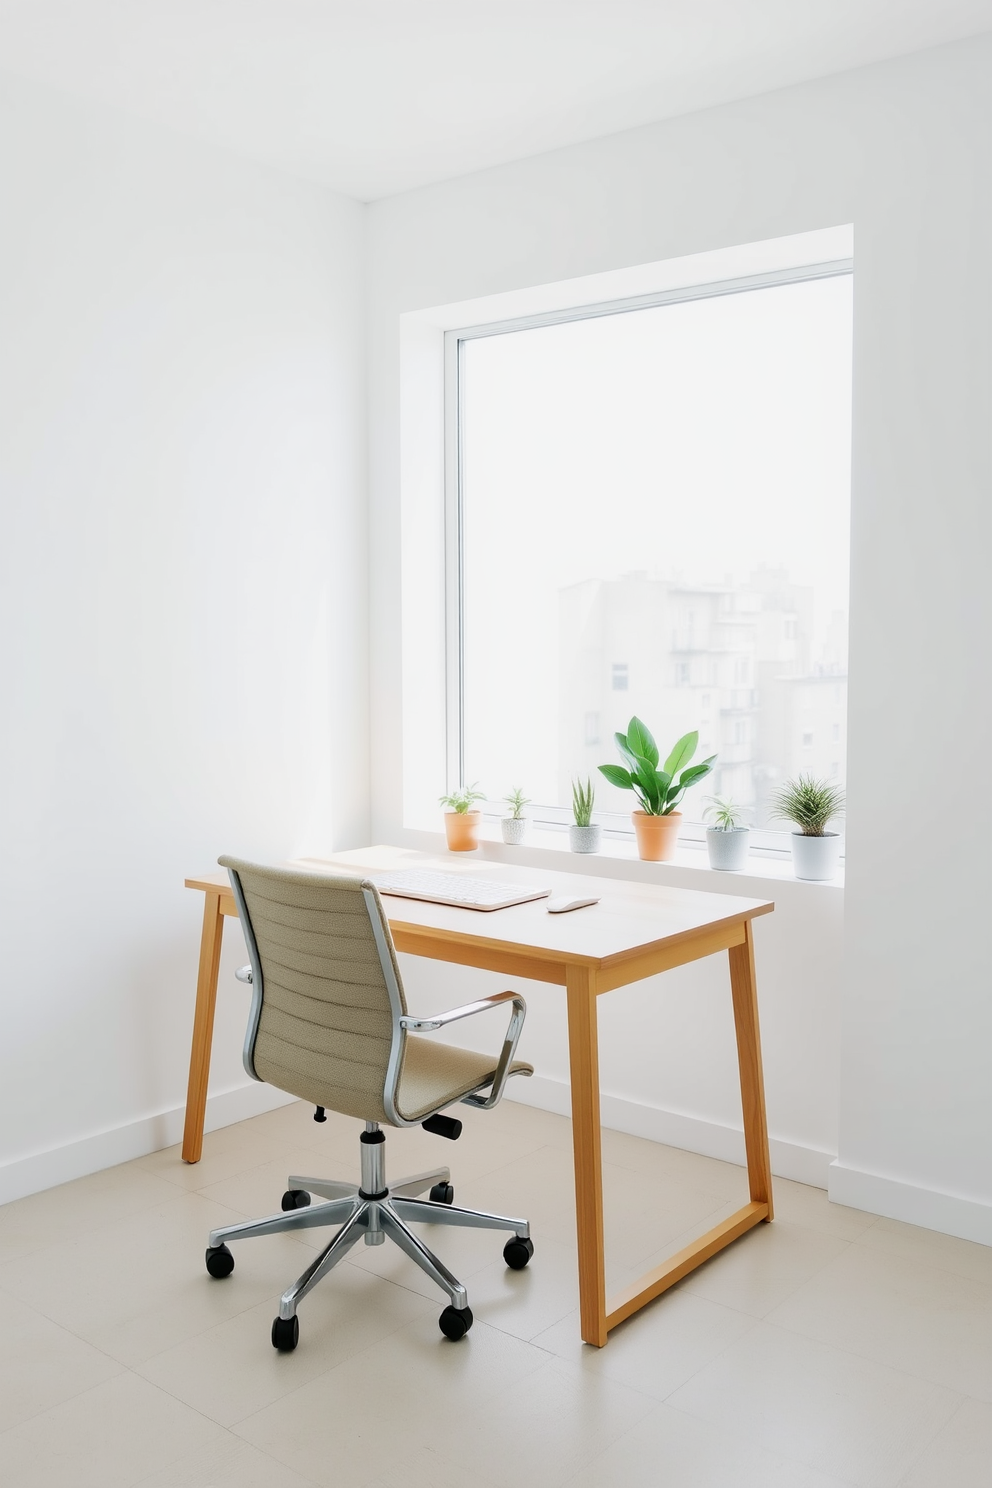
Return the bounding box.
[235,965,253,984]
[400,989,519,1032]
[400,990,527,1111]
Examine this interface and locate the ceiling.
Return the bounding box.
[0,1,990,200]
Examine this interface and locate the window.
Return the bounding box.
[453,266,852,833]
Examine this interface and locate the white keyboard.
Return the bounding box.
[370,869,551,912]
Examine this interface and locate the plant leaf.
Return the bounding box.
[626,717,659,767]
[599,764,633,790]
[663,730,698,777]
[678,758,716,787]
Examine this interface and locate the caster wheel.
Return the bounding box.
[271,1315,300,1352]
[205,1243,234,1279]
[429,1181,454,1204]
[503,1236,534,1270]
[439,1305,473,1341]
[281,1189,311,1212]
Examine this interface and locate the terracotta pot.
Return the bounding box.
[632,810,682,861]
[443,810,482,852]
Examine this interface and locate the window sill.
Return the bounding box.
[397,820,844,893]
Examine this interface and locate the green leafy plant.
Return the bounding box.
[599,718,716,816]
[439,783,486,815]
[571,777,595,827]
[504,786,530,820]
[703,796,747,832]
[771,775,845,836]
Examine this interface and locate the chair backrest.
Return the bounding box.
[218,857,407,1124]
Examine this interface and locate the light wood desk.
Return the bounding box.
[184,846,774,1347]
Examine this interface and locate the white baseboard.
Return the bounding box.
[829,1161,992,1247]
[507,1075,835,1189]
[0,1083,298,1207]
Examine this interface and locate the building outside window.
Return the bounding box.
[455,268,852,834]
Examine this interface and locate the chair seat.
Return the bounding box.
[397,1034,533,1121]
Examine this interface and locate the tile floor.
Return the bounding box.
[2,1099,992,1487]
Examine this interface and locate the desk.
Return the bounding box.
[184,847,774,1347]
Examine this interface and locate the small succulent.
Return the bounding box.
[572,777,595,827]
[703,796,747,831]
[771,775,844,837]
[504,786,530,820]
[439,783,486,815]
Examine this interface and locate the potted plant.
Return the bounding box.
[703,796,750,870]
[569,778,601,853]
[599,717,716,862]
[771,775,845,881]
[501,787,530,844]
[439,783,485,852]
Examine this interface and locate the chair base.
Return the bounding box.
[205,1126,530,1348]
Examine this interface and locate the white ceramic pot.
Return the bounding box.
[790,831,842,881]
[569,823,602,854]
[705,826,750,870]
[501,816,527,845]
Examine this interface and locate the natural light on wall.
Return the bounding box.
[457,270,853,833]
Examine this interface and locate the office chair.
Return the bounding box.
[203,857,534,1350]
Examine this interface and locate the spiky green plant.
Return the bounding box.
[504,786,530,820]
[703,796,747,831]
[439,782,486,815]
[599,717,716,816]
[771,775,844,837]
[571,777,595,827]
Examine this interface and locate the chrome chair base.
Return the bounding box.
[205,1124,531,1348]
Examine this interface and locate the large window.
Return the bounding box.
[451,266,852,837]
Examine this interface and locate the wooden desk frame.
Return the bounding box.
[183,875,773,1348]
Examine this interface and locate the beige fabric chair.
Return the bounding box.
[204,858,534,1349]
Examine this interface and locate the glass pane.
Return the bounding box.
[460,274,852,829]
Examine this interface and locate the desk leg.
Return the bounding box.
[729,920,774,1218]
[182,891,226,1164]
[566,965,607,1347]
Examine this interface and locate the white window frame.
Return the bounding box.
[441,257,853,854]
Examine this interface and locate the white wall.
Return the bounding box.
[0,72,368,1201]
[368,36,992,1239]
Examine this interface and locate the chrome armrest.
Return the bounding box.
[400,990,527,1111]
[235,965,253,984]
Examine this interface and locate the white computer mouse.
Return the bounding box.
[546,895,600,913]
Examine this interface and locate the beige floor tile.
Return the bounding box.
[429,1354,657,1488]
[135,1126,295,1193]
[566,1401,857,1487]
[0,1162,183,1264]
[677,1217,850,1316]
[132,1433,320,1487]
[667,1321,961,1488]
[452,1233,580,1341]
[0,1289,124,1431]
[368,1445,506,1488]
[772,1177,879,1240]
[534,1286,757,1401]
[136,1264,432,1425]
[196,1152,358,1222]
[597,1128,752,1203]
[768,1243,992,1401]
[233,1314,550,1487]
[856,1214,992,1288]
[0,1371,226,1488]
[0,1189,316,1366]
[897,1398,992,1487]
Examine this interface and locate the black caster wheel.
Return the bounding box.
[281,1189,311,1211]
[429,1181,454,1204]
[205,1243,234,1279]
[271,1315,300,1352]
[503,1236,534,1270]
[438,1305,473,1341]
